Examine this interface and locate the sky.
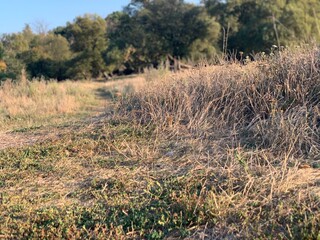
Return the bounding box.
[0,0,200,34]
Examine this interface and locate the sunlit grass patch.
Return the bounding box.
[0,79,101,131]
[1,47,320,239]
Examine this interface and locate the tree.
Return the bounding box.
[0,43,7,74]
[134,0,220,59]
[56,14,108,79]
[187,8,221,61]
[105,11,150,73]
[0,23,73,80]
[280,0,320,44]
[203,0,320,53]
[107,0,221,73]
[0,25,33,79]
[21,34,72,80]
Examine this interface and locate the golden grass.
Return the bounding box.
[114,46,320,238]
[0,79,99,130]
[1,47,320,239]
[104,76,146,92]
[0,76,147,131]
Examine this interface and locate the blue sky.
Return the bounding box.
[0,0,200,34]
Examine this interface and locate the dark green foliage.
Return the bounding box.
[203,0,320,53]
[106,0,220,72]
[0,26,31,79]
[56,14,108,79]
[0,43,4,60]
[26,59,69,80]
[21,34,71,80]
[0,26,72,80]
[1,0,320,79]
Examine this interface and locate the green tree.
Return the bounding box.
[56,14,108,79]
[107,0,220,73]
[188,9,221,61]
[20,33,71,80]
[0,43,7,75]
[134,0,220,59]
[105,11,148,73]
[203,0,320,53]
[0,43,4,61]
[0,25,33,79]
[280,0,320,44]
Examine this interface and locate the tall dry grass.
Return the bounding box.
[120,46,320,157]
[0,79,96,130]
[117,46,320,238]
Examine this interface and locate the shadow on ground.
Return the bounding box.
[95,87,114,100]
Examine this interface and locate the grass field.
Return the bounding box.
[1,47,320,239]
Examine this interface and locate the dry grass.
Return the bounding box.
[104,76,146,92]
[0,76,146,132]
[120,46,320,156]
[0,79,98,131]
[0,80,82,115]
[116,45,320,238]
[1,47,320,239]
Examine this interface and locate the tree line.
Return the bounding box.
[0,0,319,80]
